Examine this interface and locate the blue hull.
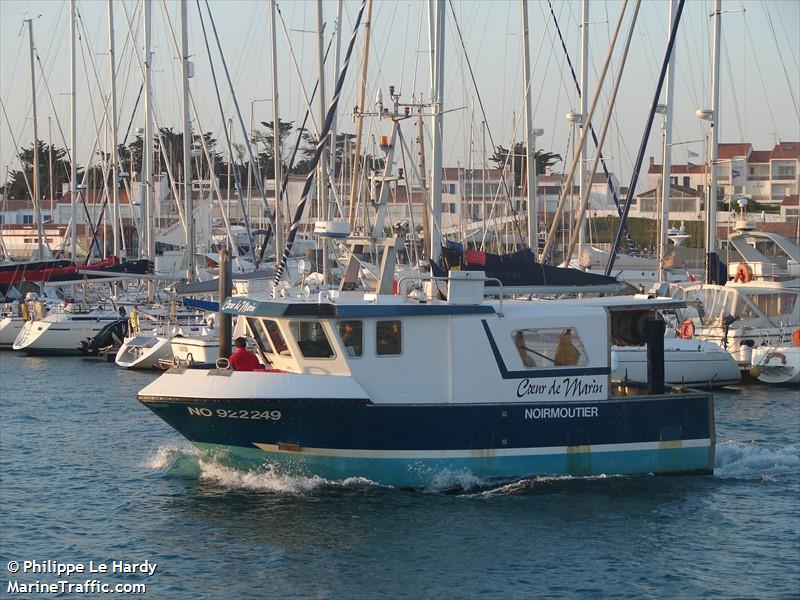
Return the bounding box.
[139,394,715,488]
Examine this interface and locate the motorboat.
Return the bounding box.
[612,337,741,388]
[138,266,715,488]
[750,336,800,385]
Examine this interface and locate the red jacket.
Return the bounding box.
[229,347,261,371]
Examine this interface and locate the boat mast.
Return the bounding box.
[658,0,677,282]
[144,0,154,269]
[328,0,344,196]
[180,0,194,281]
[577,0,589,259]
[706,0,722,284]
[429,0,445,263]
[108,0,120,258]
[269,0,283,261]
[347,0,374,229]
[26,18,44,259]
[521,0,537,257]
[69,1,77,261]
[316,0,330,283]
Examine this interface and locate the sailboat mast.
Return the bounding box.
[144,0,154,267]
[26,18,44,259]
[316,0,330,283]
[269,0,283,261]
[180,0,194,281]
[108,0,120,258]
[658,0,677,282]
[577,0,589,258]
[706,0,722,284]
[69,1,77,261]
[429,0,445,263]
[521,0,537,257]
[347,0,374,228]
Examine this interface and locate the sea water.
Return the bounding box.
[1,353,798,598]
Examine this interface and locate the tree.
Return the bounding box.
[490,143,561,189]
[5,141,77,200]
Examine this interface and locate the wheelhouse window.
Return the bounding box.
[512,328,588,368]
[338,320,363,357]
[376,320,402,356]
[290,321,334,359]
[246,317,273,356]
[252,319,289,356]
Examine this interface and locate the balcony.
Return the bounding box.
[771,173,797,181]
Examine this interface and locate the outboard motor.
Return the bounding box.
[80,318,129,356]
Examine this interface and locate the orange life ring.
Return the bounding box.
[792,328,800,347]
[733,263,752,283]
[680,319,695,339]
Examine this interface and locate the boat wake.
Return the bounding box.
[714,440,800,479]
[144,444,384,494]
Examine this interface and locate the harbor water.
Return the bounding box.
[1,352,798,598]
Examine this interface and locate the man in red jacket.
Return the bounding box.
[229,337,261,371]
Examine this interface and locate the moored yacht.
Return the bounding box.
[12,300,124,355]
[138,271,715,488]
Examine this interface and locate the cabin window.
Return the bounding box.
[258,319,289,356]
[512,328,588,368]
[376,320,402,356]
[246,317,273,356]
[338,320,363,357]
[747,293,797,318]
[290,321,334,359]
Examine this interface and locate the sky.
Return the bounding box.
[1,0,798,195]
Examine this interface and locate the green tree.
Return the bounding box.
[5,141,77,200]
[490,143,561,189]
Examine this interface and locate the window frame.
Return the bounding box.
[511,327,589,369]
[289,320,336,360]
[376,319,403,357]
[337,320,364,359]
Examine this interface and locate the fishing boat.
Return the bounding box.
[138,269,715,488]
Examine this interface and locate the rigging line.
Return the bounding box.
[195,0,255,264]
[34,51,72,175]
[0,99,35,199]
[273,0,367,286]
[760,0,800,121]
[721,31,744,143]
[742,13,779,135]
[202,0,272,221]
[605,0,686,276]
[275,2,322,138]
[118,0,187,237]
[771,0,800,75]
[546,0,624,222]
[447,0,525,248]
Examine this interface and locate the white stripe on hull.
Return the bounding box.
[253,438,711,460]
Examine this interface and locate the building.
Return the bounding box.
[647,141,800,206]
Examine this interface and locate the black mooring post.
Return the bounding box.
[646,318,666,395]
[218,248,232,359]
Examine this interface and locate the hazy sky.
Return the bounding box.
[1,0,798,194]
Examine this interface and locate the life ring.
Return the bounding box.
[680,319,695,339]
[792,328,800,347]
[733,263,752,283]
